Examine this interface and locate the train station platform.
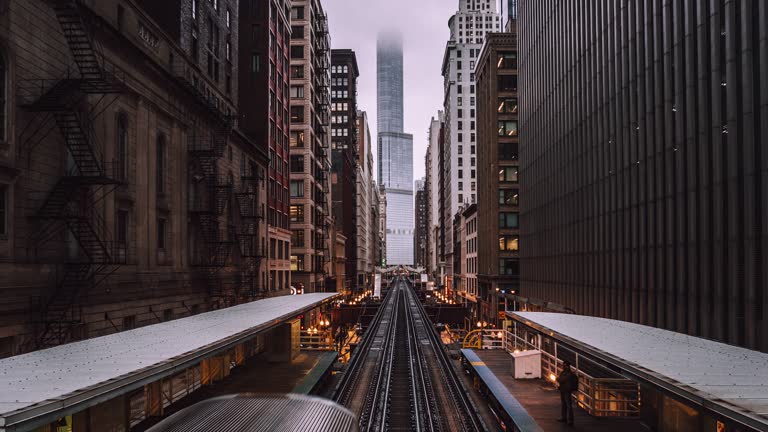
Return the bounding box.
[461,349,647,432]
[509,312,768,431]
[0,293,339,432]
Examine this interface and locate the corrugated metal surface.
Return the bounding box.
[147,394,358,432]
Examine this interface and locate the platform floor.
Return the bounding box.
[134,351,332,431]
[471,350,649,432]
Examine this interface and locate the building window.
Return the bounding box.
[156,134,166,194]
[290,204,304,223]
[497,52,517,69]
[290,85,305,98]
[499,236,519,252]
[290,154,304,172]
[499,142,518,160]
[0,185,6,236]
[498,97,518,114]
[290,45,304,59]
[116,113,128,181]
[290,6,304,20]
[157,218,166,249]
[499,258,518,276]
[498,75,518,92]
[499,167,518,183]
[291,25,304,39]
[291,65,304,78]
[498,212,519,229]
[226,9,231,28]
[290,131,304,147]
[499,189,519,206]
[292,229,305,247]
[291,254,305,271]
[251,53,260,73]
[117,210,129,245]
[290,106,304,122]
[290,180,304,197]
[498,120,518,137]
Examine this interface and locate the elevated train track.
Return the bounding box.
[334,277,486,432]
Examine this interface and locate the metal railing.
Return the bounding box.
[464,328,641,418]
[300,329,334,351]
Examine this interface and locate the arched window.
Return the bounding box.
[156,133,166,194]
[116,113,128,180]
[0,54,6,142]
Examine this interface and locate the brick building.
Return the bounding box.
[288,0,332,293]
[0,0,268,355]
[238,0,292,295]
[476,31,519,326]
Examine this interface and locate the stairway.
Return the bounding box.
[53,111,104,177]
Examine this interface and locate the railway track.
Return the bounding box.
[333,277,486,432]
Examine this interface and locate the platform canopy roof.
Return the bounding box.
[509,312,768,430]
[0,293,338,432]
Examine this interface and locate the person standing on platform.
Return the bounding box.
[556,360,578,425]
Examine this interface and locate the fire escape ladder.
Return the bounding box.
[28,0,126,349]
[51,0,104,81]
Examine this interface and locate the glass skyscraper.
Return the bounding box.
[377,31,414,266]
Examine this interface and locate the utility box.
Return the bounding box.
[512,350,541,379]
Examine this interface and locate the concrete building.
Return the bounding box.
[377,184,387,267]
[463,204,478,323]
[476,31,519,327]
[356,111,374,291]
[330,49,359,293]
[239,0,292,296]
[377,31,414,266]
[0,0,269,354]
[441,0,502,281]
[426,112,445,281]
[289,0,332,293]
[518,1,768,352]
[371,182,382,269]
[414,178,427,268]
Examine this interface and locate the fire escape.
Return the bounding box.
[187,130,235,307]
[234,167,265,301]
[19,0,126,348]
[315,12,332,291]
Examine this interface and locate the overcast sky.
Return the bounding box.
[324,0,458,184]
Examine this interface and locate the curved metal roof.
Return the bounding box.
[510,312,768,430]
[146,394,358,432]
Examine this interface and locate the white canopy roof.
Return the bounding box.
[0,293,338,431]
[510,312,768,430]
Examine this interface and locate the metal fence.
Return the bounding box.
[464,327,641,418]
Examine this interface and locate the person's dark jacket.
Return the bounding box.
[557,368,578,394]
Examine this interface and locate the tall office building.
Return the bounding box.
[519,1,768,352]
[239,0,292,296]
[476,31,519,326]
[330,49,359,293]
[357,111,375,289]
[414,178,428,267]
[289,0,332,293]
[441,0,502,281]
[377,32,414,266]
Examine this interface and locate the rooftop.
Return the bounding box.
[0,293,338,431]
[510,312,768,430]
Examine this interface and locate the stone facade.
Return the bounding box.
[0,0,268,355]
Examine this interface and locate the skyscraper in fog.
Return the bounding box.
[377,31,414,266]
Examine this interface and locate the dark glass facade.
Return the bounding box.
[519,0,768,351]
